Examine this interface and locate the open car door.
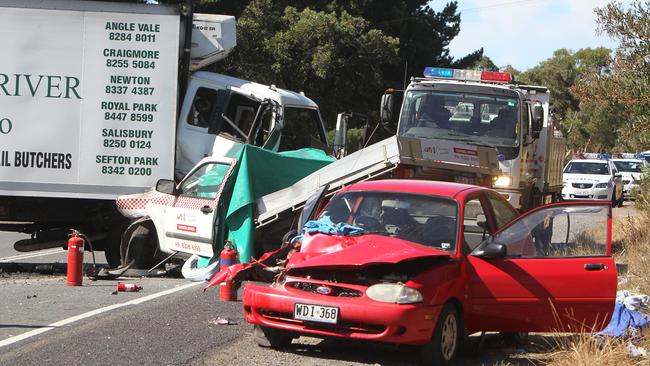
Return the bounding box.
[162,157,236,258]
[465,202,616,333]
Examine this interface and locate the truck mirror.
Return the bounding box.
[531,102,544,139]
[332,114,348,158]
[380,90,403,135]
[155,179,177,195]
[207,89,232,135]
[380,93,394,124]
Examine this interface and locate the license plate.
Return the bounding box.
[293,303,339,324]
[575,190,588,196]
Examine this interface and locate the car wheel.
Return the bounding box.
[420,303,461,365]
[611,190,618,208]
[254,325,293,349]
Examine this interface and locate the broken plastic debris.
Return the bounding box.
[210,317,237,325]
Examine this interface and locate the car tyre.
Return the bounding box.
[254,325,293,349]
[421,303,461,365]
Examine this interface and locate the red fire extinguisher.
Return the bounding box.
[66,230,84,286]
[219,241,239,301]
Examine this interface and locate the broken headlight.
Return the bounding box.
[366,283,423,304]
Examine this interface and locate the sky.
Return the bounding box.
[430,0,634,71]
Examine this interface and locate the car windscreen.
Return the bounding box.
[318,191,458,251]
[613,161,643,173]
[564,162,610,175]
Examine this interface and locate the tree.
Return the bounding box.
[205,1,481,127]
[572,1,650,152]
[518,47,612,150]
[471,56,498,71]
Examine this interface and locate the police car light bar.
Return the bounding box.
[423,67,513,83]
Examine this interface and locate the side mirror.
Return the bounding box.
[380,90,402,135]
[380,93,394,124]
[156,179,177,195]
[531,102,544,139]
[473,241,507,259]
[332,113,348,158]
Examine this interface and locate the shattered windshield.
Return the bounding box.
[318,191,458,251]
[398,90,520,148]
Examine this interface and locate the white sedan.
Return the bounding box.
[562,159,623,207]
[612,158,644,199]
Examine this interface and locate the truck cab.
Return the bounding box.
[175,72,329,179]
[386,67,565,210]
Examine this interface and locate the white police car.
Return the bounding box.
[612,158,644,199]
[562,159,623,206]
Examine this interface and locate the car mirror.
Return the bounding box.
[473,241,507,259]
[156,179,177,195]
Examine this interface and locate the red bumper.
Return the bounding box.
[242,280,441,345]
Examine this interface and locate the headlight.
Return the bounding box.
[493,175,512,188]
[366,283,423,304]
[595,182,609,188]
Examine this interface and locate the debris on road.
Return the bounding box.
[210,317,237,326]
[116,283,143,292]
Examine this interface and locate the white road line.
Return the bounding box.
[0,281,200,348]
[0,248,65,263]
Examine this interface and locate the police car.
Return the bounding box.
[611,158,644,200]
[562,159,623,206]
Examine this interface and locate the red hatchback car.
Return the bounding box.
[242,180,617,364]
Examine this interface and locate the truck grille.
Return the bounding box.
[572,183,593,189]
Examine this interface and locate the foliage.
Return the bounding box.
[203,0,481,128]
[518,47,612,148]
[471,56,498,71]
[572,1,650,152]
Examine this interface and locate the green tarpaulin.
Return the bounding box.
[212,145,334,264]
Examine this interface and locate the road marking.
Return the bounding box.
[0,281,200,348]
[0,248,65,263]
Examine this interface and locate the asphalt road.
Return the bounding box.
[0,201,639,365]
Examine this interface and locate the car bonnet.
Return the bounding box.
[287,233,451,270]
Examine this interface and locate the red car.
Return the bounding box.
[242,180,616,364]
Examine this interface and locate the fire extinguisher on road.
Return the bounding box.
[219,241,239,301]
[67,230,84,286]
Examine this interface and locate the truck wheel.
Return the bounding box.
[420,303,461,365]
[122,224,158,269]
[253,325,293,349]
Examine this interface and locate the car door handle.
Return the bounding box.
[200,205,213,214]
[584,263,606,271]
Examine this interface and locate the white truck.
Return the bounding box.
[0,0,328,267]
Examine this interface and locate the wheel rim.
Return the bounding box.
[440,313,458,360]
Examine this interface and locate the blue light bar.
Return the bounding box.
[423,67,453,78]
